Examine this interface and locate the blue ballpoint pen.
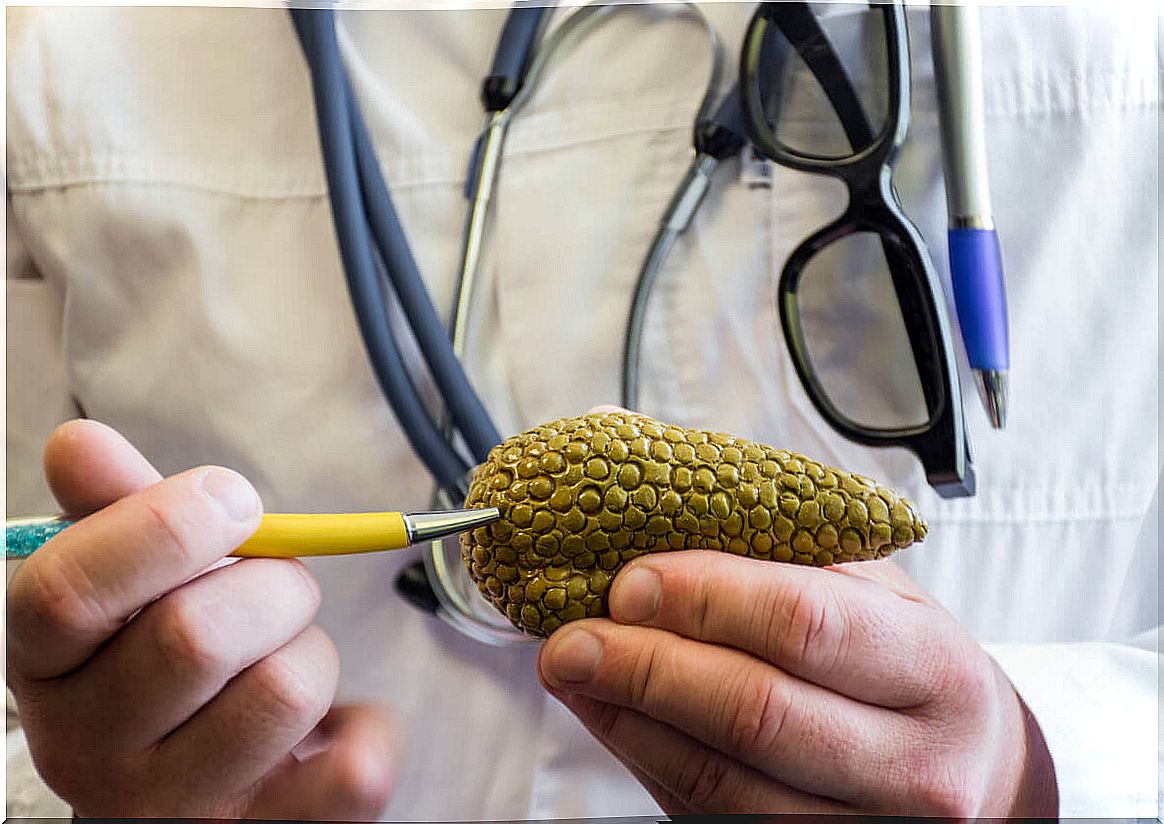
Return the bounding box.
[932,3,1010,430]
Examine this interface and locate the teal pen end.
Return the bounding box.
[5,517,74,560]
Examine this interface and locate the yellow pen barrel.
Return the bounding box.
[232,512,410,558]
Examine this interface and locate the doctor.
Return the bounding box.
[5,2,1159,820]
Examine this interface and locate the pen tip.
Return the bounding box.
[405,507,501,544]
[975,370,1008,430]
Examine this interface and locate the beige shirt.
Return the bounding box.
[6,3,1160,818]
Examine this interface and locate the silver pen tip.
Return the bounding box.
[404,507,501,545]
[975,369,1009,430]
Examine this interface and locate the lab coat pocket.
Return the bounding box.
[484,101,711,430]
[658,159,791,440]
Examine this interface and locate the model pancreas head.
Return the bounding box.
[461,411,927,638]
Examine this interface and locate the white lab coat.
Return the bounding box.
[5,3,1159,818]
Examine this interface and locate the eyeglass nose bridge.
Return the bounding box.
[777,205,922,295]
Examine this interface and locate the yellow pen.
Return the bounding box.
[5,508,500,561]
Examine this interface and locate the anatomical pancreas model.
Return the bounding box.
[462,412,927,637]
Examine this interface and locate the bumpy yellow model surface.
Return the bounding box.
[462,412,927,637]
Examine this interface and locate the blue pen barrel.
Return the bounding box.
[948,228,1009,371]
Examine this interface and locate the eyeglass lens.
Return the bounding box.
[795,231,931,431]
[764,3,890,160]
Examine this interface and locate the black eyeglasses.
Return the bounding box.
[740,1,975,498]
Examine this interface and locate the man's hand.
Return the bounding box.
[7,420,397,819]
[538,551,1058,816]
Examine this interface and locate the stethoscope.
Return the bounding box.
[290,3,789,645]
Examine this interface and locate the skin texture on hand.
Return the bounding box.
[538,550,1060,817]
[6,420,397,819]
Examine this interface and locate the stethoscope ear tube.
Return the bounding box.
[482,3,555,111]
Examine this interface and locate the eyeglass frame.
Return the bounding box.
[739,0,975,499]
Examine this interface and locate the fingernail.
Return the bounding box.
[545,628,603,684]
[202,468,259,522]
[610,565,660,624]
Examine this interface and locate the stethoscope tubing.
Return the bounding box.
[621,25,791,413]
[422,0,731,644]
[294,1,731,497]
[291,9,500,493]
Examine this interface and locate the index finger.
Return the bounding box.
[606,551,962,708]
[43,419,163,516]
[7,466,262,680]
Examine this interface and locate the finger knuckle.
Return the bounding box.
[910,759,980,818]
[152,591,228,679]
[933,638,996,716]
[726,672,792,761]
[957,651,997,712]
[628,642,663,708]
[249,651,331,726]
[675,748,736,811]
[772,585,834,669]
[279,559,323,615]
[13,550,111,645]
[142,498,199,567]
[689,557,717,635]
